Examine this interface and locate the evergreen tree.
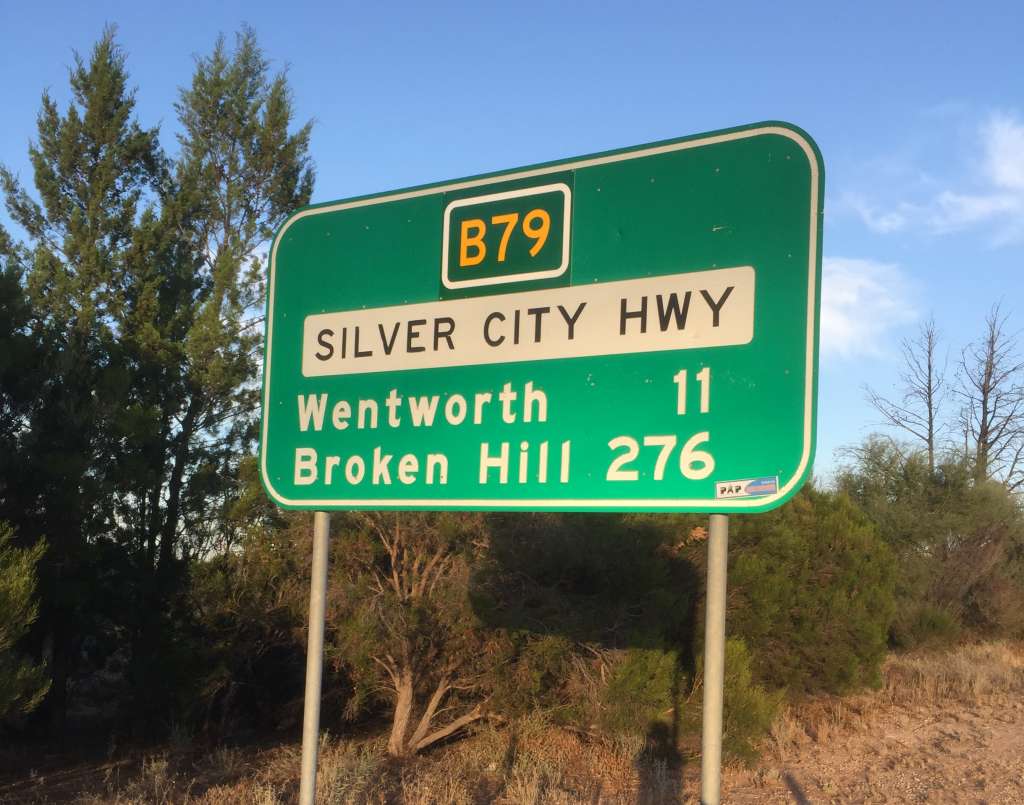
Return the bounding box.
[111,26,313,574]
[0,522,49,721]
[111,28,313,723]
[0,228,41,500]
[0,28,162,731]
[0,26,313,733]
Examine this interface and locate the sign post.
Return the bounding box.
[701,513,729,805]
[298,511,330,805]
[260,121,823,802]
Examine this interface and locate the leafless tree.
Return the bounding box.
[956,305,1024,491]
[866,316,947,473]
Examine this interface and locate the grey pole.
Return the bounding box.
[700,513,729,805]
[299,511,331,805]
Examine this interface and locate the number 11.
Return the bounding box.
[674,367,711,415]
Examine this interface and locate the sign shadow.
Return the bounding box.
[472,511,703,797]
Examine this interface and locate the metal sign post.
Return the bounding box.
[298,511,330,805]
[700,513,729,805]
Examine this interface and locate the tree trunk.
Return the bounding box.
[386,664,484,756]
[159,400,199,569]
[388,669,415,757]
[146,478,162,570]
[47,618,68,739]
[412,705,484,754]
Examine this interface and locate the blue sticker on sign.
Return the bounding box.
[715,476,780,499]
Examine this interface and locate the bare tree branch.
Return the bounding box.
[407,675,451,748]
[865,316,947,473]
[412,703,486,754]
[956,304,1024,489]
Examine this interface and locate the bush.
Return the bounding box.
[476,513,701,745]
[598,648,680,738]
[479,513,698,650]
[720,638,783,763]
[186,519,308,736]
[489,633,575,717]
[838,438,1024,642]
[889,604,961,650]
[726,487,896,693]
[0,522,49,720]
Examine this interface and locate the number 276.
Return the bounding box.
[606,432,715,481]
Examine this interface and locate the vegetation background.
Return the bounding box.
[1,27,1023,803]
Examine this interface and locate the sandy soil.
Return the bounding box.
[722,695,1024,804]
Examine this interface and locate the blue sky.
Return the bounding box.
[2,0,1022,478]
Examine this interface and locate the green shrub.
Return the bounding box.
[889,604,961,649]
[838,439,1024,642]
[489,633,575,717]
[962,563,1024,638]
[479,513,698,651]
[0,522,50,719]
[186,521,308,734]
[476,513,701,730]
[720,638,782,764]
[727,487,896,693]
[598,648,680,737]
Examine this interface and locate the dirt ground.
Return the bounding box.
[722,694,1024,804]
[3,643,1022,804]
[3,697,1023,803]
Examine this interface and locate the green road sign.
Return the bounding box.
[260,121,823,512]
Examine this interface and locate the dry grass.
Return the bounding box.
[766,640,1024,760]
[188,780,282,805]
[30,641,1021,804]
[881,640,1024,706]
[72,754,185,804]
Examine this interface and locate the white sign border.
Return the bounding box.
[261,124,821,511]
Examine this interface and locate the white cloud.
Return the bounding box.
[929,189,1022,232]
[820,257,916,359]
[982,112,1024,191]
[842,193,910,233]
[842,110,1024,246]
